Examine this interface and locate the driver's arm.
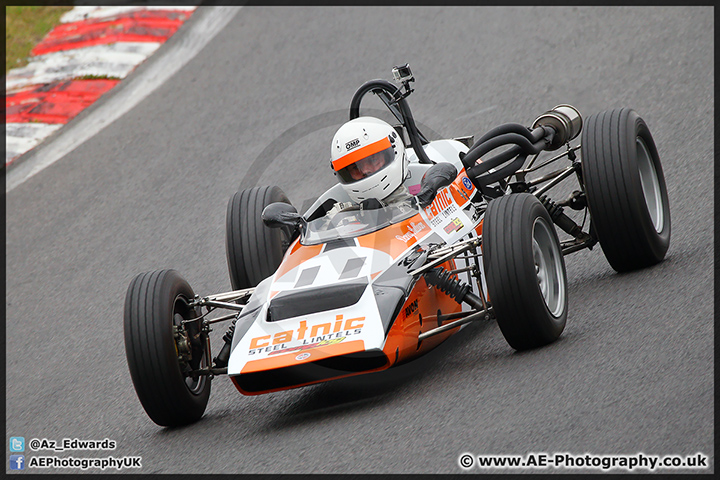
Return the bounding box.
[416,162,458,208]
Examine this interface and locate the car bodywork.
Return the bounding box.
[227,140,486,394]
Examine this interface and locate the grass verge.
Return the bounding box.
[6,6,74,75]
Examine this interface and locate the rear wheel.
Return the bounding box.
[483,193,568,351]
[226,185,292,289]
[581,108,670,272]
[124,269,210,427]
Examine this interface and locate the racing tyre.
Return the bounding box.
[226,186,292,289]
[483,193,568,351]
[124,270,210,427]
[581,108,670,272]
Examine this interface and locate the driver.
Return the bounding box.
[328,116,414,216]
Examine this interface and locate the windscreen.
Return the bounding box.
[300,199,418,245]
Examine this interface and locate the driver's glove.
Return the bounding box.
[417,162,458,208]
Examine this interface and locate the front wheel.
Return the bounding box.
[124,269,210,427]
[483,193,568,351]
[581,108,670,272]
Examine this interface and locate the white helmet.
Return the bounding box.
[330,117,408,203]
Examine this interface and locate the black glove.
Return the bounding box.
[416,162,457,208]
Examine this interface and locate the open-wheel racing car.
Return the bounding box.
[124,65,670,427]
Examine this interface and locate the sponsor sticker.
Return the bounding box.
[275,336,347,357]
[296,353,311,361]
[444,217,464,234]
[424,188,457,228]
[404,299,419,318]
[425,189,457,227]
[395,221,426,243]
[462,176,473,191]
[247,316,365,356]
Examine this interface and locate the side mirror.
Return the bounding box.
[417,162,458,208]
[262,202,302,229]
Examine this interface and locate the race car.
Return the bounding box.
[124,64,670,427]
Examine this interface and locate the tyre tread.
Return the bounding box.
[483,193,567,351]
[581,108,670,271]
[124,269,209,427]
[226,185,291,289]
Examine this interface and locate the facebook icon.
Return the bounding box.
[10,454,25,470]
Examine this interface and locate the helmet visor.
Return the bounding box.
[334,140,395,184]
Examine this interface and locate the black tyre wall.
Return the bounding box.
[226,186,291,289]
[483,193,568,351]
[581,108,670,272]
[124,269,210,427]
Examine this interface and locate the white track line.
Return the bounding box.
[6,6,241,193]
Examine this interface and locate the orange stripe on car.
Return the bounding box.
[448,171,473,208]
[240,339,366,374]
[475,218,484,236]
[356,213,429,259]
[274,243,323,280]
[382,263,463,365]
[332,137,392,171]
[230,355,389,395]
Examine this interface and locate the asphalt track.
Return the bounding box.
[5,6,714,474]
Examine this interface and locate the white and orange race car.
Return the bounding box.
[124,65,670,427]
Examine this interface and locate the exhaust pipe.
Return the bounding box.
[532,104,582,150]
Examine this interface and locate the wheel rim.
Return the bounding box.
[173,298,207,395]
[636,136,665,233]
[532,218,566,317]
